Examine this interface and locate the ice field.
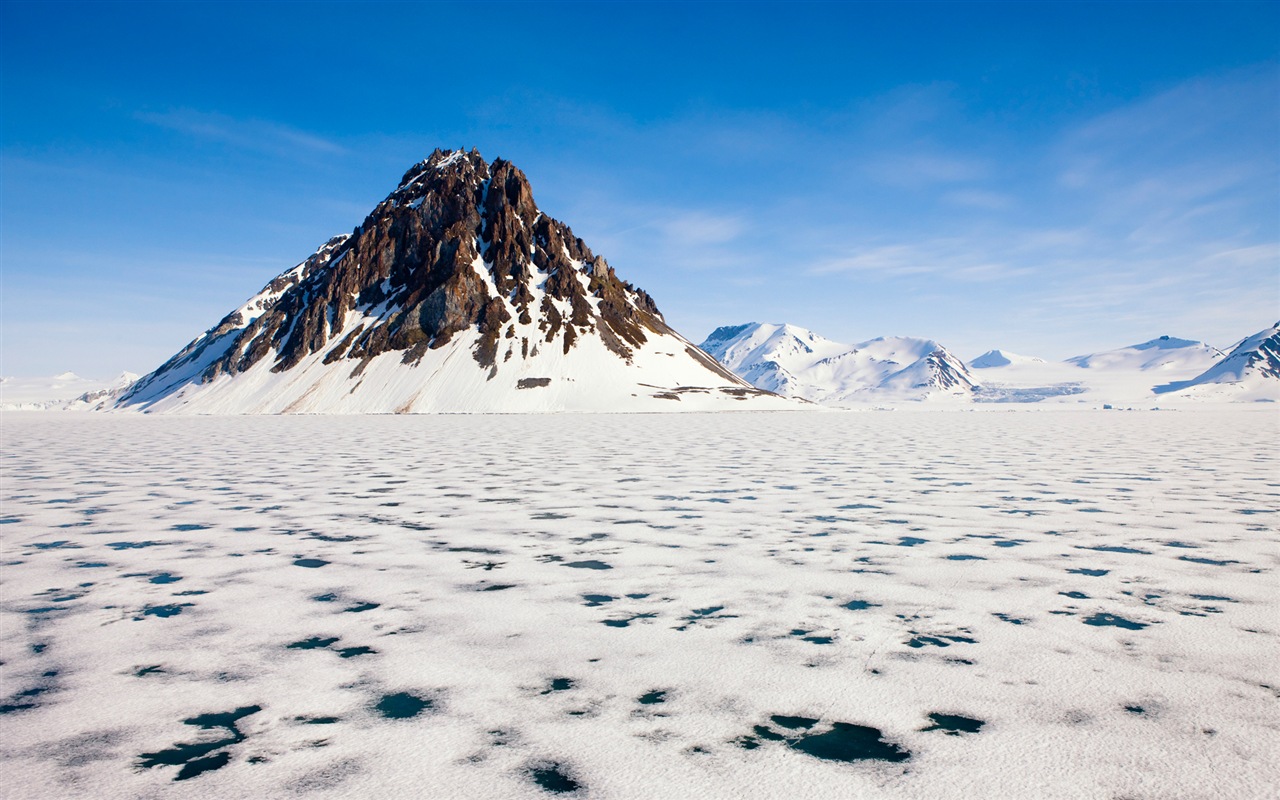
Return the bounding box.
[1,410,1277,799]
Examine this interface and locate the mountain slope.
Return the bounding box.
[115,149,789,413]
[700,323,977,404]
[969,350,1045,369]
[1155,321,1280,400]
[1066,335,1224,373]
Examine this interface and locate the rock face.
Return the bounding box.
[116,149,787,414]
[700,323,978,404]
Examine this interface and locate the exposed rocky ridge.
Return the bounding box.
[114,149,771,413]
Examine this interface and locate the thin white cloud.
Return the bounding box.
[1202,243,1280,267]
[657,212,746,247]
[1053,68,1276,209]
[136,109,346,156]
[806,239,1025,282]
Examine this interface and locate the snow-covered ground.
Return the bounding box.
[2,410,1277,799]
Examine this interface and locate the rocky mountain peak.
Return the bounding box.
[129,149,680,394]
[116,149,761,413]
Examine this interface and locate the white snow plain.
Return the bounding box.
[1,410,1277,799]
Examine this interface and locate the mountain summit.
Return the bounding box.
[117,149,786,413]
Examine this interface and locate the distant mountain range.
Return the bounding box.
[699,323,1279,406]
[0,372,138,411]
[699,323,976,403]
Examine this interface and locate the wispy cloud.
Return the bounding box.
[136,109,346,157]
[1052,68,1277,219]
[806,239,1027,282]
[657,212,746,247]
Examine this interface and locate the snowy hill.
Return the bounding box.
[114,149,792,414]
[1155,321,1280,401]
[1066,335,1224,373]
[1,372,138,411]
[699,323,977,404]
[969,350,1045,369]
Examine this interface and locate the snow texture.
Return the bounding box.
[2,410,1277,799]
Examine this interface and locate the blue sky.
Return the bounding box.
[2,1,1277,377]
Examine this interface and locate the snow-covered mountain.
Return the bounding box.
[114,149,792,414]
[699,323,977,404]
[969,350,1045,369]
[1155,321,1280,401]
[1,372,138,411]
[1066,335,1224,373]
[970,333,1249,404]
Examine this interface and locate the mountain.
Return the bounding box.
[1066,335,1224,373]
[114,149,791,414]
[699,323,977,404]
[1155,321,1280,400]
[969,349,1045,369]
[1,372,138,411]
